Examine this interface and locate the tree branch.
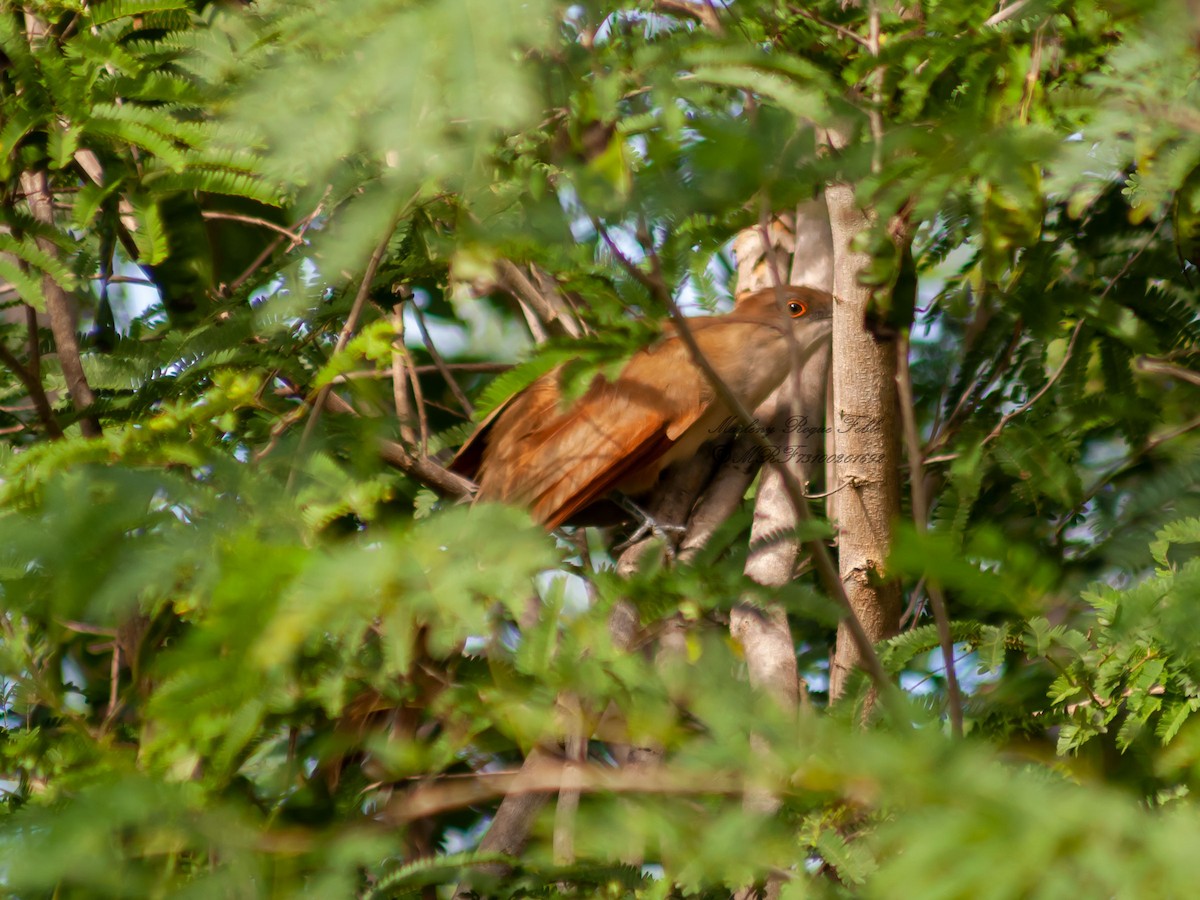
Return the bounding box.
[411,302,474,417]
[980,219,1161,452]
[318,391,475,498]
[390,303,418,446]
[0,338,62,438]
[653,0,724,33]
[495,260,582,339]
[18,169,100,437]
[288,227,393,486]
[405,755,739,825]
[199,210,305,243]
[896,332,963,737]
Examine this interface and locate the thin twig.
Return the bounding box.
[321,392,474,497]
[982,0,1033,27]
[58,619,116,636]
[93,274,158,287]
[902,646,978,694]
[227,191,329,294]
[1135,356,1200,387]
[927,320,1023,458]
[788,4,871,46]
[867,0,884,175]
[515,297,550,343]
[801,479,853,500]
[0,340,62,438]
[106,644,121,722]
[496,260,581,338]
[1053,411,1200,542]
[199,211,305,243]
[979,220,1161,450]
[535,269,592,337]
[334,362,512,379]
[897,332,964,737]
[412,303,474,417]
[553,699,586,865]
[391,303,417,446]
[287,227,393,488]
[1018,25,1045,124]
[385,760,741,824]
[230,239,283,294]
[900,576,928,629]
[378,434,472,496]
[404,349,430,456]
[409,395,469,421]
[594,219,661,299]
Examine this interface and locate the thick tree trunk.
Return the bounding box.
[730,204,834,900]
[730,216,801,714]
[823,167,902,702]
[742,199,835,591]
[730,200,834,710]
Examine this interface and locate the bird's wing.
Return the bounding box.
[450,372,563,480]
[467,295,825,527]
[521,382,682,529]
[478,341,713,528]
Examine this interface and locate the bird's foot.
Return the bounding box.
[612,498,686,556]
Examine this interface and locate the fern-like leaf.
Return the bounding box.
[0,256,46,310]
[0,234,78,292]
[126,193,170,265]
[87,0,191,27]
[142,168,282,206]
[473,346,582,417]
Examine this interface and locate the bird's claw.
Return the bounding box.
[612,499,686,556]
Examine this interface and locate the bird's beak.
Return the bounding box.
[789,317,833,367]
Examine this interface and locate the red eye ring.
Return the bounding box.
[787,300,808,318]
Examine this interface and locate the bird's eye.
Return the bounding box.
[788,300,807,318]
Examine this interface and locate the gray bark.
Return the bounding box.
[733,199,835,710]
[823,153,902,702]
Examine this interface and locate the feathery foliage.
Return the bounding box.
[0,0,1199,897]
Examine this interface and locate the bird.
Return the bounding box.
[451,286,834,530]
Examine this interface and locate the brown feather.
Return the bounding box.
[464,286,834,528]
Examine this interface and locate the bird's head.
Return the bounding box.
[733,285,834,357]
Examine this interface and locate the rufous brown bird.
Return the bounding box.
[452,286,834,529]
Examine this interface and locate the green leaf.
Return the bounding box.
[1151,517,1200,568]
[45,122,80,170]
[0,255,46,309]
[127,193,169,264]
[0,108,39,178]
[72,177,124,230]
[0,233,77,292]
[87,0,191,27]
[473,346,580,417]
[87,105,188,169]
[689,64,828,121]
